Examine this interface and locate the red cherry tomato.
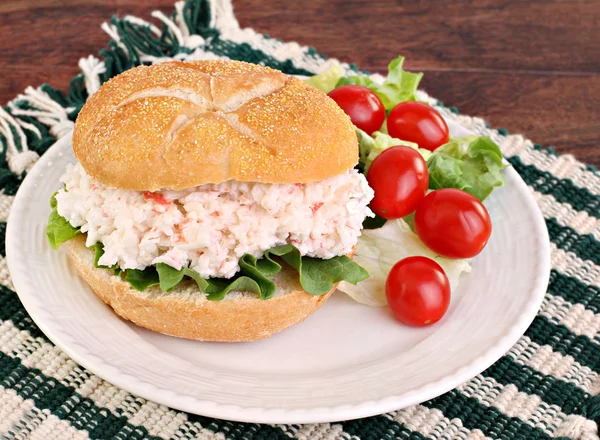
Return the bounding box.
[387,102,449,151]
[366,146,429,219]
[328,85,385,135]
[386,256,451,326]
[414,188,492,259]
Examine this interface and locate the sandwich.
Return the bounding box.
[47,60,374,342]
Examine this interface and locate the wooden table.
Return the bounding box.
[1,0,598,166]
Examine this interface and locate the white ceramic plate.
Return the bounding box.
[6,119,550,424]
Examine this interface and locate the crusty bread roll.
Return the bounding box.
[67,235,336,342]
[73,60,358,191]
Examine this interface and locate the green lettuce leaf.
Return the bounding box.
[238,253,278,299]
[46,192,81,250]
[266,244,369,295]
[154,263,263,301]
[89,242,122,275]
[304,64,344,93]
[202,277,262,301]
[125,268,160,291]
[90,242,104,267]
[356,129,430,173]
[336,56,423,110]
[90,240,369,300]
[155,263,189,292]
[427,136,505,201]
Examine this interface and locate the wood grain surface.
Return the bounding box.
[0,0,598,165]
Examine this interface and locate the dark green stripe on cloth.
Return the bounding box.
[546,218,600,266]
[0,285,48,341]
[0,169,22,196]
[547,269,600,315]
[509,156,600,220]
[484,356,590,416]
[422,390,552,440]
[527,316,600,375]
[0,351,167,440]
[185,414,292,440]
[0,221,6,257]
[340,415,426,440]
[206,38,317,76]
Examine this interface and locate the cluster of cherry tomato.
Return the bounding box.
[329,85,493,327]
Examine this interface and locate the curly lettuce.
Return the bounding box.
[304,56,423,111]
[356,129,431,173]
[335,56,423,110]
[305,63,344,93]
[46,192,80,250]
[427,135,505,201]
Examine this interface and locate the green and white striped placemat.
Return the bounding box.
[1,1,599,438]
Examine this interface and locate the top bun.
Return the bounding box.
[73,60,358,191]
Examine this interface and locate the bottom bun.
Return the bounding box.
[67,235,337,342]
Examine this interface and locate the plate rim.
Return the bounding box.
[6,129,551,424]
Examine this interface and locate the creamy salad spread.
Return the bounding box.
[55,162,374,279]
